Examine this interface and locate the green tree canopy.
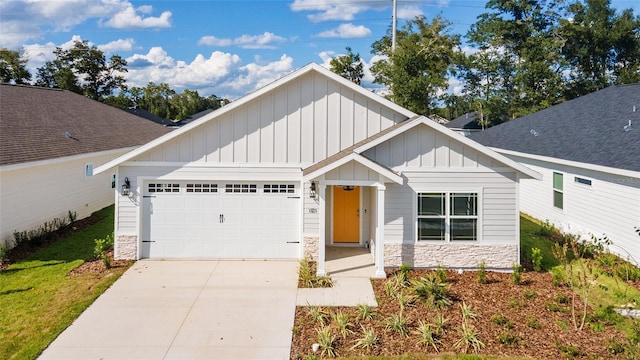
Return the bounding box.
[35,40,127,100]
[0,49,31,84]
[330,47,364,85]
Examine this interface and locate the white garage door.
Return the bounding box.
[141,182,300,259]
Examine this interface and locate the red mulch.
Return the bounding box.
[291,269,632,359]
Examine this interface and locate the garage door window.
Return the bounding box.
[148,183,180,193]
[264,184,295,194]
[186,183,218,193]
[225,184,257,193]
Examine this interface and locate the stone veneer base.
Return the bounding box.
[116,235,137,260]
[303,236,319,260]
[384,243,518,269]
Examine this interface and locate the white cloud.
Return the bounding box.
[397,5,423,20]
[98,38,135,53]
[290,0,387,22]
[316,23,372,38]
[198,32,286,49]
[224,55,294,93]
[0,0,170,48]
[102,4,172,29]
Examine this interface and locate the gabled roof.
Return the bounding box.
[94,63,415,175]
[0,84,172,167]
[470,84,640,172]
[123,108,176,127]
[445,111,482,130]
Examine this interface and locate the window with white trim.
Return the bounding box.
[186,183,218,193]
[264,184,295,194]
[148,183,180,193]
[574,177,592,186]
[225,184,257,193]
[417,192,478,241]
[85,163,93,178]
[553,172,563,209]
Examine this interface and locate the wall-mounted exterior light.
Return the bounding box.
[310,181,317,198]
[121,177,131,196]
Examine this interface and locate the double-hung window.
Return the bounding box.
[553,172,563,209]
[417,192,478,241]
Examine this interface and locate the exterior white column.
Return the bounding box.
[374,184,386,278]
[316,181,327,277]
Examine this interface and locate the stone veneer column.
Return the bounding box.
[116,235,137,260]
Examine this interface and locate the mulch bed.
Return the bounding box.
[291,269,632,359]
[67,250,133,276]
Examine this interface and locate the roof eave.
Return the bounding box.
[303,153,403,184]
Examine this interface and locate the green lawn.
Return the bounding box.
[0,206,131,360]
[520,214,560,271]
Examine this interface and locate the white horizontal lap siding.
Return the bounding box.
[303,182,320,235]
[512,156,640,260]
[1,152,123,245]
[136,73,408,167]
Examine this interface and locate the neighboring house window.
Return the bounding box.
[553,172,563,209]
[85,163,93,178]
[417,192,478,241]
[574,177,592,186]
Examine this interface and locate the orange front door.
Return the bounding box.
[333,186,360,243]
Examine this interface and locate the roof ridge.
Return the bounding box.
[0,83,65,92]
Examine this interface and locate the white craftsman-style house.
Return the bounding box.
[95,63,540,277]
[472,84,640,264]
[0,84,171,247]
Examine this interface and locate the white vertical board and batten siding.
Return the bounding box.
[511,155,640,260]
[364,124,519,245]
[136,72,407,167]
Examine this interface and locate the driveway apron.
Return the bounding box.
[39,260,299,360]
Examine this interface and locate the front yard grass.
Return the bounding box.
[0,205,131,360]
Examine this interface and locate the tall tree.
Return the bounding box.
[0,49,31,84]
[330,47,364,85]
[560,0,640,97]
[371,15,460,115]
[467,0,567,117]
[35,40,127,100]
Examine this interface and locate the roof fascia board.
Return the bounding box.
[355,116,542,180]
[94,63,416,175]
[492,148,640,180]
[1,147,137,172]
[303,153,402,184]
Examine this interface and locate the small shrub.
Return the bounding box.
[395,291,416,312]
[299,258,333,288]
[352,325,377,350]
[411,273,452,308]
[454,321,485,354]
[588,321,605,332]
[414,320,439,351]
[556,319,570,331]
[477,260,487,284]
[491,313,507,326]
[511,263,523,284]
[356,303,375,321]
[546,301,566,313]
[316,326,337,358]
[551,266,567,286]
[307,305,328,325]
[94,234,114,268]
[508,298,525,310]
[498,331,521,347]
[384,313,409,337]
[556,293,569,304]
[398,263,411,285]
[556,342,583,359]
[531,247,543,271]
[460,301,477,321]
[523,290,537,300]
[433,312,448,336]
[526,315,542,329]
[606,338,626,355]
[435,263,447,283]
[384,277,399,297]
[0,243,9,263]
[331,310,353,339]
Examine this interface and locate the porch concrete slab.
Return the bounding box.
[39,260,299,360]
[296,277,377,307]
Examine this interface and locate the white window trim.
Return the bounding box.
[84,163,93,178]
[414,189,482,243]
[552,172,564,210]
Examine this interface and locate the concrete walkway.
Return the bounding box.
[39,260,299,360]
[296,247,378,307]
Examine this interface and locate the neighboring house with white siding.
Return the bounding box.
[0,84,171,248]
[471,84,640,264]
[95,63,540,277]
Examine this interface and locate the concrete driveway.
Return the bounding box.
[39,260,299,360]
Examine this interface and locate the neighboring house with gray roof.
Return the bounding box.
[445,112,483,136]
[471,84,640,263]
[0,84,172,248]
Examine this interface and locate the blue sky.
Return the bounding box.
[1,0,638,99]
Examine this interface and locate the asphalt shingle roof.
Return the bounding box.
[445,111,482,130]
[0,84,172,166]
[470,84,640,172]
